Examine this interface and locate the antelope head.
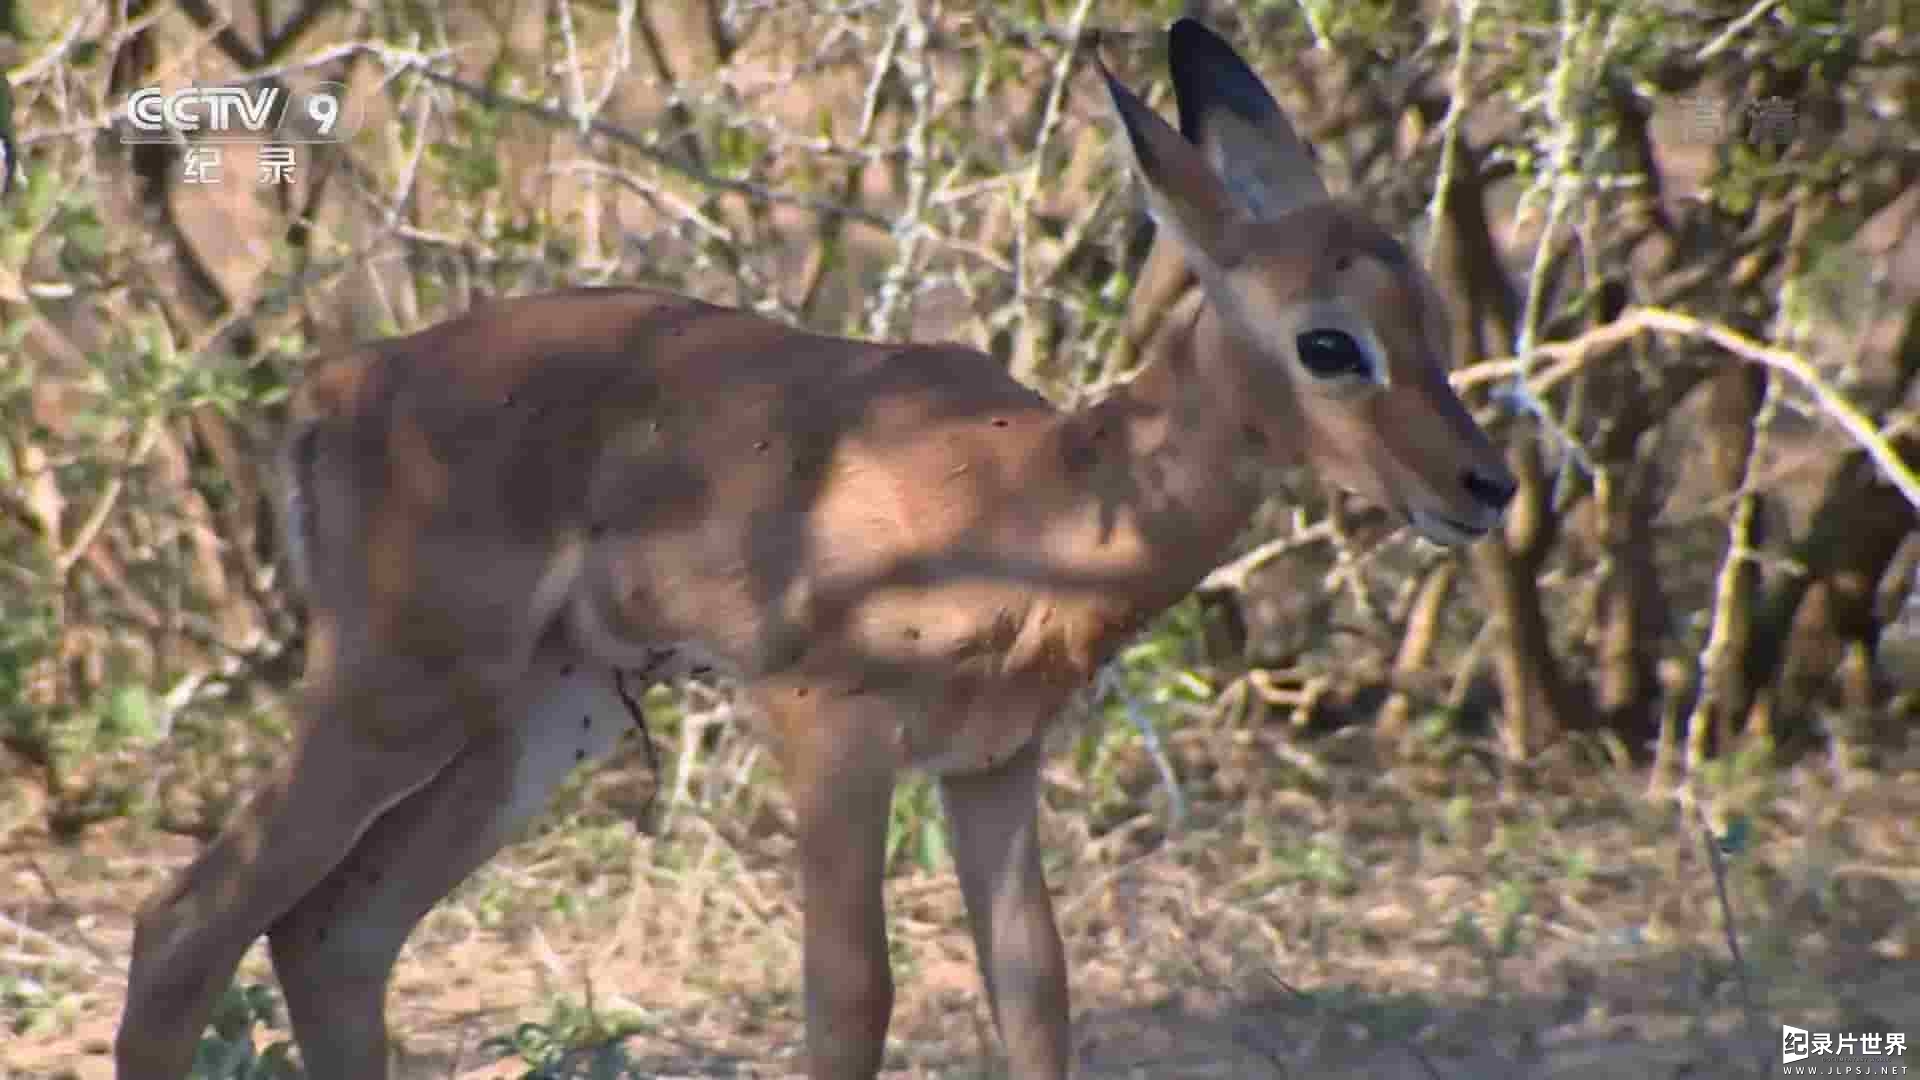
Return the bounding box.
[1100,18,1516,545]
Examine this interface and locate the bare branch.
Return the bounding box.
[1458,306,1920,513]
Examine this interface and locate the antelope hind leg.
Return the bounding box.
[114,658,479,1080]
[265,653,633,1079]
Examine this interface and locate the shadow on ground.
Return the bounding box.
[2,748,1914,1079]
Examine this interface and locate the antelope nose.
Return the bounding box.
[1462,466,1517,511]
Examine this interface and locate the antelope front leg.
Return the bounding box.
[778,704,899,1078]
[940,739,1070,1077]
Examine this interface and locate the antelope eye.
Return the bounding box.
[1296,329,1370,379]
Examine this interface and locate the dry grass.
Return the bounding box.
[4,722,1916,1079]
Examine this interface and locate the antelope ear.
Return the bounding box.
[1097,53,1246,275]
[1167,17,1328,221]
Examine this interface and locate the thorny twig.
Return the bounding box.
[1502,0,1599,495]
[865,0,933,340]
[1421,0,1481,268]
[1095,666,1188,829]
[1689,798,1771,1078]
[1006,0,1095,365]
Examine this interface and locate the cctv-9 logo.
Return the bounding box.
[122,81,356,144]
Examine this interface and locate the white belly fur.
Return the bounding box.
[497,662,640,835]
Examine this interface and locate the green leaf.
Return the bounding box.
[103,685,158,742]
[1717,815,1752,857]
[917,816,949,872]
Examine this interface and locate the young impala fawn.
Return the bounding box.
[117,18,1514,1079]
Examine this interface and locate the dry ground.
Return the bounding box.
[4,726,1917,1079]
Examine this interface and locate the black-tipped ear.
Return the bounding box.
[1169,18,1286,146]
[1096,57,1163,174]
[1161,17,1328,221]
[1095,51,1243,271]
